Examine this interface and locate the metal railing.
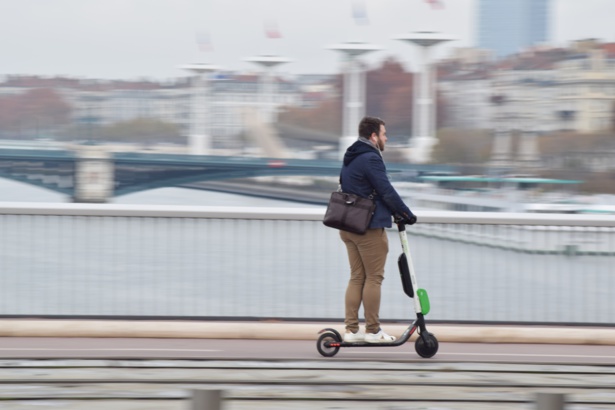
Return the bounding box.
[1,203,614,324]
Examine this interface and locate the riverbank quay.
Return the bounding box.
[0,319,615,345]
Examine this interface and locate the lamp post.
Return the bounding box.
[327,42,380,161]
[395,31,453,163]
[245,55,290,125]
[181,63,218,155]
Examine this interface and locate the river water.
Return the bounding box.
[0,177,320,208]
[0,178,613,325]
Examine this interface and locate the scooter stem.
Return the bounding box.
[397,222,422,315]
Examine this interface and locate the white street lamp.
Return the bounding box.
[181,63,219,155]
[245,55,291,125]
[395,31,453,163]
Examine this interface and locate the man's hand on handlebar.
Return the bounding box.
[395,212,417,225]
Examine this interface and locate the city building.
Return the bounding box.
[438,48,494,130]
[438,41,615,134]
[0,73,311,150]
[553,41,615,133]
[477,0,551,58]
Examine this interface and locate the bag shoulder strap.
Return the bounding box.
[339,173,376,198]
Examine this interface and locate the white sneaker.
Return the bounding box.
[365,329,396,343]
[343,330,365,342]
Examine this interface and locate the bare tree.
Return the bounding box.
[0,88,71,139]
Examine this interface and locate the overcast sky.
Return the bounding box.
[0,0,613,81]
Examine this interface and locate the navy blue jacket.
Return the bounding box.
[340,140,413,229]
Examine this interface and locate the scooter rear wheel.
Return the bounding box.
[317,332,340,357]
[415,332,439,358]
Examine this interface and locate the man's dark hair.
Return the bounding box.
[358,116,385,139]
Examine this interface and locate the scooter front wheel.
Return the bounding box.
[317,332,341,357]
[415,332,439,358]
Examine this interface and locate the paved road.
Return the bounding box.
[2,337,615,409]
[1,321,615,410]
[2,337,615,365]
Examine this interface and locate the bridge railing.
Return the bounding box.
[1,203,614,324]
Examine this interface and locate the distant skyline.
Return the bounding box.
[0,0,613,81]
[477,0,551,57]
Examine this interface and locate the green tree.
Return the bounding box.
[431,128,492,164]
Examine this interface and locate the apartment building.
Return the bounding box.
[439,41,615,134]
[439,69,492,130]
[554,46,615,133]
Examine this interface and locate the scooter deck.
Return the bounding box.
[333,324,419,348]
[338,340,406,347]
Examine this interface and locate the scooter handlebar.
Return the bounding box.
[394,213,417,231]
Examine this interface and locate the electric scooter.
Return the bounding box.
[316,220,439,358]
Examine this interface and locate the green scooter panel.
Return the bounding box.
[417,288,430,315]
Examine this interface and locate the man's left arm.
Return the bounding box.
[365,155,413,217]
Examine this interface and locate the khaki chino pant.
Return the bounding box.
[340,228,389,335]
